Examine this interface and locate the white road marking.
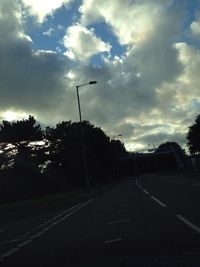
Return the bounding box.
[107,219,132,225]
[151,196,166,207]
[136,178,167,208]
[0,202,84,246]
[143,189,149,194]
[105,238,122,244]
[0,199,93,262]
[0,248,20,258]
[176,214,200,234]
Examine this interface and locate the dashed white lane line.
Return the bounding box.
[176,214,200,235]
[107,219,132,225]
[136,179,166,207]
[105,238,122,244]
[151,196,166,207]
[0,199,93,262]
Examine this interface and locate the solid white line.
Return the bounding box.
[107,219,132,225]
[143,189,149,194]
[176,214,200,234]
[0,202,83,246]
[0,199,93,261]
[105,238,122,244]
[151,196,166,207]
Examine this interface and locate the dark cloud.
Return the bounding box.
[134,131,187,148]
[0,0,199,151]
[0,0,70,120]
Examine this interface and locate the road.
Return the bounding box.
[1,174,200,266]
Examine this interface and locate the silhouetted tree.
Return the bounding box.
[110,139,127,159]
[187,114,200,155]
[45,120,127,186]
[0,115,43,143]
[156,141,185,158]
[155,141,186,171]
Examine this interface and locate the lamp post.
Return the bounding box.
[76,81,97,192]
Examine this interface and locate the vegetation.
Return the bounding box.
[2,112,200,204]
[0,115,43,143]
[155,141,186,158]
[0,116,127,203]
[187,114,200,155]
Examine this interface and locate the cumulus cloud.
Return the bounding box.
[191,20,200,36]
[63,24,111,61]
[43,27,55,37]
[0,0,70,122]
[21,0,72,23]
[79,0,174,46]
[1,0,200,151]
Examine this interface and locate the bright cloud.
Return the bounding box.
[79,0,173,46]
[63,24,111,61]
[43,27,55,37]
[0,0,200,151]
[22,0,72,23]
[191,20,200,36]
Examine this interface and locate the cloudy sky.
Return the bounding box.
[0,0,200,151]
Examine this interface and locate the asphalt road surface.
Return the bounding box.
[1,174,200,266]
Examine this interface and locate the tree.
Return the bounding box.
[155,141,185,158]
[155,141,186,171]
[0,115,43,143]
[187,114,200,155]
[45,120,127,186]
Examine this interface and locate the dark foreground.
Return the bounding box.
[1,174,200,266]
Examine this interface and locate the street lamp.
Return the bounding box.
[76,81,97,192]
[112,134,122,140]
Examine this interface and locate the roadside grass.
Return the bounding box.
[0,179,119,212]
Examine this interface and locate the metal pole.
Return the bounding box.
[76,86,90,192]
[76,86,82,123]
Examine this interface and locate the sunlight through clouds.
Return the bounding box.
[0,0,200,150]
[22,0,72,23]
[1,111,29,122]
[63,24,111,61]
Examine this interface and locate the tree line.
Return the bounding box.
[0,116,127,203]
[0,113,200,203]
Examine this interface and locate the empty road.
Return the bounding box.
[1,174,200,266]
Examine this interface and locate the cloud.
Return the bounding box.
[0,0,200,152]
[63,24,111,61]
[190,10,200,37]
[79,0,174,46]
[43,27,55,37]
[21,0,72,23]
[0,0,70,122]
[191,20,200,36]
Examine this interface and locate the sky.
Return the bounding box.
[0,0,200,151]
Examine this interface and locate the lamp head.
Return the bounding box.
[89,81,97,84]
